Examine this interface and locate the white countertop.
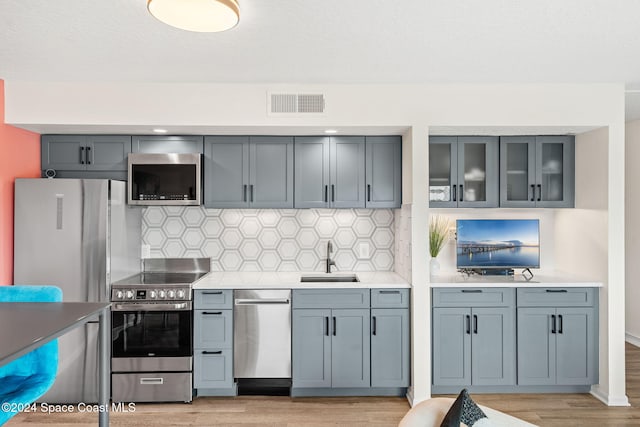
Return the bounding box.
[192,271,411,289]
[429,272,603,288]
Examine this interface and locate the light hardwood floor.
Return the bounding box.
[9,343,640,426]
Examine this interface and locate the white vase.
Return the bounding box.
[430,257,440,277]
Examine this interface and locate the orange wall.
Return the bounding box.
[0,80,41,285]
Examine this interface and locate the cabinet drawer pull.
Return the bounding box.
[202,351,222,355]
[551,314,557,334]
[461,289,482,293]
[558,314,563,334]
[537,184,542,202]
[140,377,163,385]
[202,311,222,315]
[203,291,223,295]
[530,184,535,202]
[465,315,471,334]
[545,289,568,293]
[379,290,400,294]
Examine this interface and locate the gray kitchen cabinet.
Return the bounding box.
[500,136,575,208]
[432,288,516,390]
[292,307,370,389]
[41,135,131,178]
[132,135,203,153]
[371,308,410,387]
[193,290,236,395]
[294,136,366,208]
[204,136,294,208]
[517,288,597,386]
[429,136,499,208]
[365,136,402,208]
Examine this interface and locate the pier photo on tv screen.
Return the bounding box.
[456,219,540,269]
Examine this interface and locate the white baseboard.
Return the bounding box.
[405,386,415,407]
[625,332,640,347]
[590,385,630,406]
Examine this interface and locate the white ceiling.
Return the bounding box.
[2,0,640,124]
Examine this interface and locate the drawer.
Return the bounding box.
[432,288,515,307]
[112,372,192,403]
[194,289,233,309]
[292,289,370,309]
[371,288,410,308]
[517,287,596,307]
[193,349,233,389]
[194,309,233,349]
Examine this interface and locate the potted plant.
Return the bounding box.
[429,215,450,276]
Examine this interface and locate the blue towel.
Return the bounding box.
[0,285,62,425]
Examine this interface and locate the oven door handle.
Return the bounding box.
[112,302,191,311]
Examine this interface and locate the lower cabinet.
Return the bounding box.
[193,290,236,396]
[432,299,516,389]
[291,288,410,396]
[432,286,599,393]
[517,289,597,387]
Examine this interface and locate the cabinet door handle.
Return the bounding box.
[333,316,337,336]
[551,314,557,334]
[325,316,329,336]
[86,146,92,165]
[372,316,377,336]
[367,184,371,202]
[558,314,563,334]
[545,289,568,293]
[331,184,335,202]
[465,315,471,334]
[250,184,254,202]
[473,314,478,334]
[324,185,328,203]
[530,184,535,202]
[459,185,464,202]
[452,184,457,202]
[202,351,222,355]
[537,184,542,202]
[202,311,222,315]
[80,146,85,164]
[243,185,248,202]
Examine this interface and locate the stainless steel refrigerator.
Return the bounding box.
[13,178,141,403]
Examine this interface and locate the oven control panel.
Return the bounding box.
[111,285,191,301]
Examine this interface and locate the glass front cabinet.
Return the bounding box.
[500,136,574,208]
[429,136,499,208]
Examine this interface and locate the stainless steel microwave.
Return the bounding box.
[128,153,202,206]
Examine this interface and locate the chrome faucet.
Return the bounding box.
[326,241,336,274]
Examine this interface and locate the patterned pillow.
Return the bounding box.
[440,389,490,427]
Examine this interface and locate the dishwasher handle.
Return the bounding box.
[234,298,290,305]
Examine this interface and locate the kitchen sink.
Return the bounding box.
[300,274,359,283]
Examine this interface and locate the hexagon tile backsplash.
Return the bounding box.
[142,207,396,272]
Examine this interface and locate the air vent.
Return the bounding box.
[269,93,325,114]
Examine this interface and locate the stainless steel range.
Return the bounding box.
[110,259,209,403]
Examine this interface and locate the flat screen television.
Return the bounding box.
[456,219,540,270]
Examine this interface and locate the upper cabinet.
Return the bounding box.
[500,136,575,208]
[41,135,131,178]
[429,136,499,208]
[132,135,204,153]
[294,136,366,209]
[365,136,402,208]
[204,136,294,209]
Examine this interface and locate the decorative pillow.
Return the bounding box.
[440,389,490,427]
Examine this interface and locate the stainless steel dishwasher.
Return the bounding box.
[234,289,291,394]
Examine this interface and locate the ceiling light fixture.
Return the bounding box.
[147,0,240,33]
